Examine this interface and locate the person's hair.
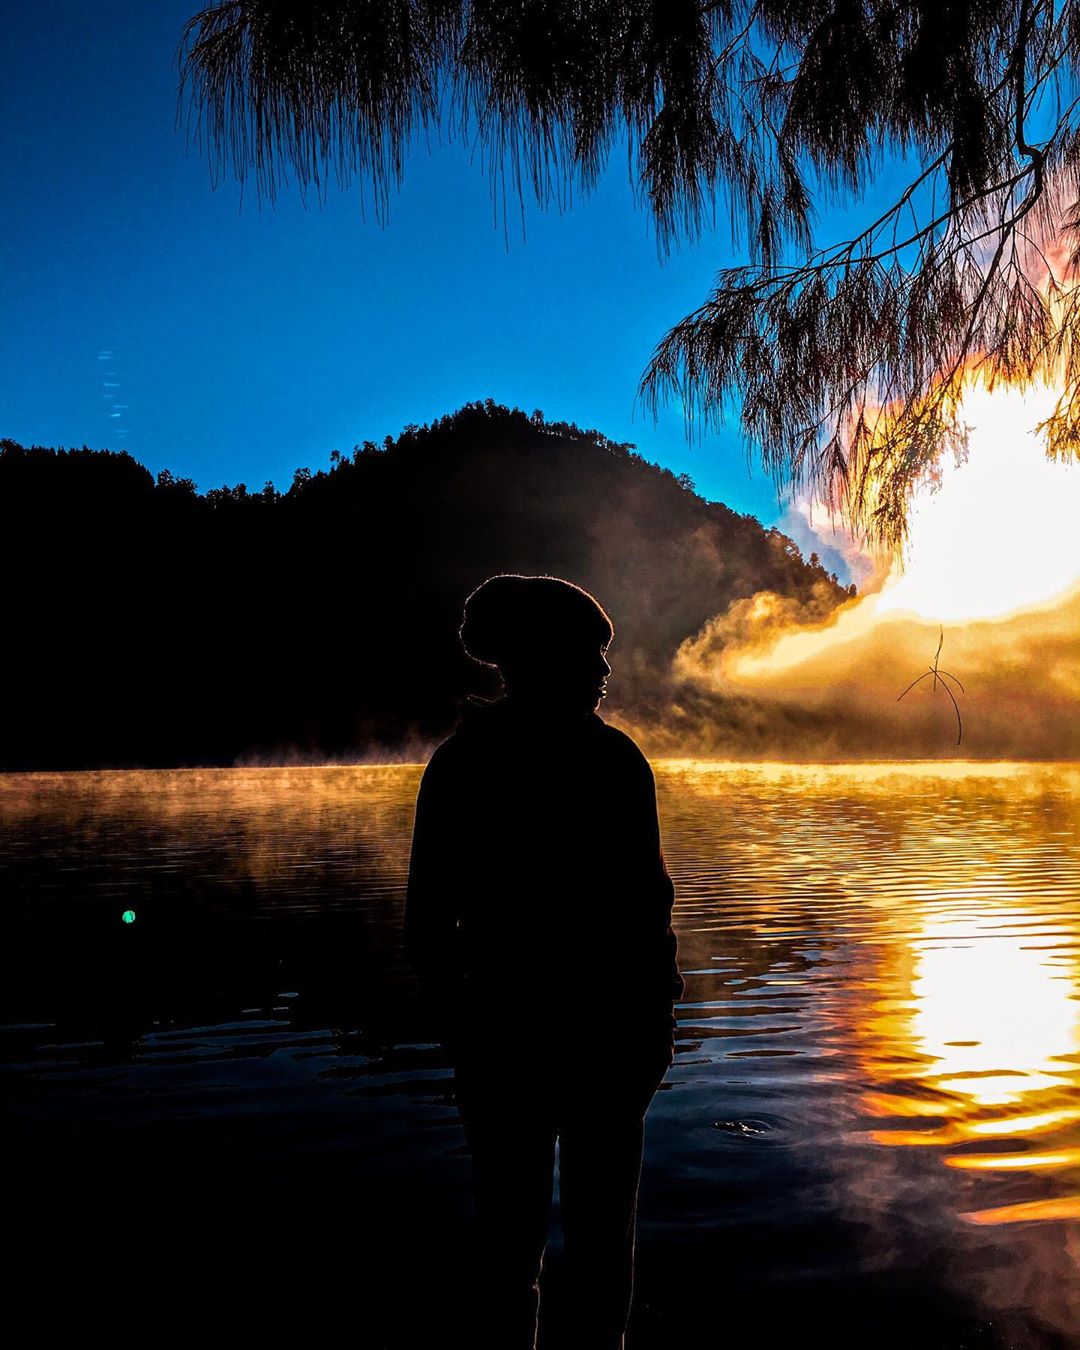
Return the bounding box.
[459,574,614,668]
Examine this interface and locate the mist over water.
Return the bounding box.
[627,582,1080,762]
[3,763,1078,1347]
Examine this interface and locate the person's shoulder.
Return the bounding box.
[596,720,653,774]
[419,730,468,783]
[419,702,495,778]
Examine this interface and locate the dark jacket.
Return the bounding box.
[404,695,683,1060]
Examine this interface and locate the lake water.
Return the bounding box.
[2,762,1078,1348]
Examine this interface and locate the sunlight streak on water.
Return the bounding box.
[652,760,1080,1337]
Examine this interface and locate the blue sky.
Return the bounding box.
[0,2,897,539]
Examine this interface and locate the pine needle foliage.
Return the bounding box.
[179,1,1080,548]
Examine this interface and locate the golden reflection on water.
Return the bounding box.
[866,903,1080,1224]
[656,760,1080,1241]
[913,911,1078,1106]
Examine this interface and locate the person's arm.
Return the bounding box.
[622,744,684,1012]
[655,847,685,1005]
[404,743,466,1051]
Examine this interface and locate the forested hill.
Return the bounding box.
[0,401,852,769]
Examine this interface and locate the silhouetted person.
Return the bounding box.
[405,574,683,1349]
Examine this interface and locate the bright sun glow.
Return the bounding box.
[910,907,1080,1110]
[876,380,1080,621]
[715,378,1080,692]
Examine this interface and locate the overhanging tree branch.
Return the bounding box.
[177,1,1080,549]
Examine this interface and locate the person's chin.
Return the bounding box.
[561,695,600,716]
[550,688,604,715]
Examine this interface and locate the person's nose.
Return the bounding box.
[599,653,611,679]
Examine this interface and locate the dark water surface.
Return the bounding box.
[3,762,1078,1347]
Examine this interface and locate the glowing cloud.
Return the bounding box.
[633,379,1080,761]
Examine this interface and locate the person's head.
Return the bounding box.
[460,574,614,716]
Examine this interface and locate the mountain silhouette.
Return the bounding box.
[0,401,851,769]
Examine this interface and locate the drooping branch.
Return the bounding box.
[177,1,1080,549]
[897,626,964,745]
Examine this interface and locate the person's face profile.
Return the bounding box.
[501,634,612,714]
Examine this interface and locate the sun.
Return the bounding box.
[875,379,1080,622]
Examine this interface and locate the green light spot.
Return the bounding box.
[121,909,136,924]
